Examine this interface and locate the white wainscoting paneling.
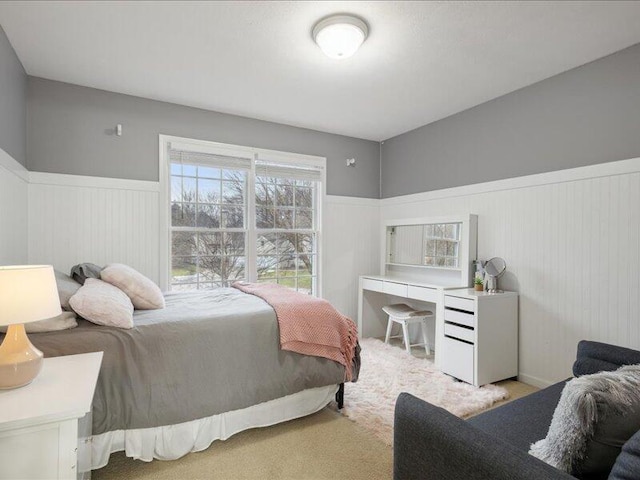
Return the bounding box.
[24,158,638,388]
[0,148,28,265]
[25,173,380,324]
[28,173,160,283]
[323,196,380,321]
[381,158,640,387]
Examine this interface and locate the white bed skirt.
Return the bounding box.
[91,384,339,469]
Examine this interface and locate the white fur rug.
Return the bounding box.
[341,338,509,445]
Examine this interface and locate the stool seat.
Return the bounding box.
[382,303,433,320]
[383,303,434,356]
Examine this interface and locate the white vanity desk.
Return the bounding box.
[358,214,519,386]
[358,275,519,386]
[359,214,480,368]
[357,274,462,367]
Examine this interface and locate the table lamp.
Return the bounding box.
[0,265,61,389]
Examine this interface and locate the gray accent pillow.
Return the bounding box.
[530,365,640,478]
[70,263,103,285]
[54,270,81,310]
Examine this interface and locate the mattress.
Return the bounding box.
[27,288,349,435]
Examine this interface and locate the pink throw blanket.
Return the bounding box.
[232,282,358,381]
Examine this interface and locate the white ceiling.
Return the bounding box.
[2,1,640,141]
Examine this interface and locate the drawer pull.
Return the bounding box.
[444,334,473,346]
[445,321,473,330]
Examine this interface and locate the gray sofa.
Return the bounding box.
[393,341,640,480]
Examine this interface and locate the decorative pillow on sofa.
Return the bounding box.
[0,311,77,333]
[529,365,640,478]
[69,278,134,328]
[54,270,81,310]
[608,429,640,480]
[100,263,165,310]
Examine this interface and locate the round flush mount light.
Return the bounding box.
[312,14,368,60]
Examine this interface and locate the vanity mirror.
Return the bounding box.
[383,215,478,287]
[484,257,506,293]
[387,223,461,268]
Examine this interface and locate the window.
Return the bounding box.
[162,137,324,295]
[255,163,319,294]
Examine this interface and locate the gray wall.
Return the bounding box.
[381,43,640,198]
[0,25,26,166]
[27,78,380,198]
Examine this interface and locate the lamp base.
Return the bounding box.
[0,324,43,389]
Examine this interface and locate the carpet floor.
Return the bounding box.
[93,342,538,480]
[93,407,392,480]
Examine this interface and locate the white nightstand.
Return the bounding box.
[0,352,103,480]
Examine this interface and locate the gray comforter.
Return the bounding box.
[23,288,358,434]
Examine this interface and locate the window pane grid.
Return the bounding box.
[170,154,321,295]
[171,162,247,289]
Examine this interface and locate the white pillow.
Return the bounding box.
[100,264,165,310]
[0,311,78,334]
[69,278,134,329]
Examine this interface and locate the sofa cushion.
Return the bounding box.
[468,380,567,452]
[574,341,640,377]
[530,365,640,479]
[608,429,640,480]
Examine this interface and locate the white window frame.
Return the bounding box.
[158,134,326,295]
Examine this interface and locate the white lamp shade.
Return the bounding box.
[313,15,368,60]
[0,265,61,326]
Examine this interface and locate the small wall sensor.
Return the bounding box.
[116,124,123,136]
[346,158,356,167]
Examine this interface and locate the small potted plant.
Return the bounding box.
[474,276,484,291]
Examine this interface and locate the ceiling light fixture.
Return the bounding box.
[312,14,368,60]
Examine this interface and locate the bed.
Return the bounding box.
[26,287,360,469]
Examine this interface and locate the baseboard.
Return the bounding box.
[517,373,555,389]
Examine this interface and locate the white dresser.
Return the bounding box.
[0,352,102,480]
[442,289,518,386]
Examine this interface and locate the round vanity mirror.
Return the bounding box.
[484,257,506,293]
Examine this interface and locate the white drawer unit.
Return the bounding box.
[362,278,384,293]
[444,295,475,313]
[444,323,475,343]
[442,336,474,384]
[382,281,408,297]
[407,285,438,303]
[441,289,518,386]
[444,308,476,328]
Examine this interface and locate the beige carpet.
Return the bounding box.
[93,342,538,480]
[93,407,392,480]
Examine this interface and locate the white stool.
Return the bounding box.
[383,303,434,356]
